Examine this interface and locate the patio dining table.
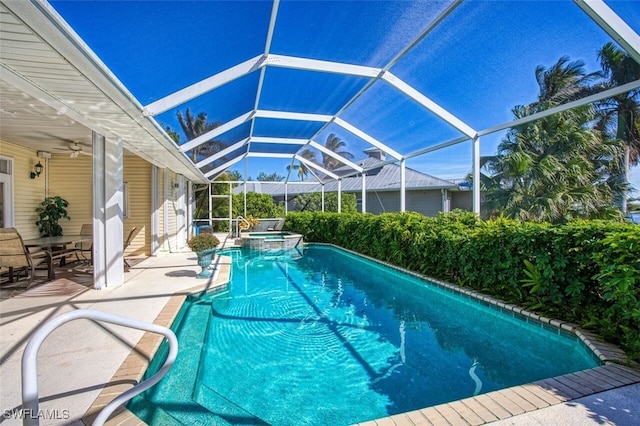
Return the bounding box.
[23,235,91,281]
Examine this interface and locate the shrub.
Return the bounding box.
[187,233,220,252]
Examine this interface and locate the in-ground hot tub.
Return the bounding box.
[240,232,303,251]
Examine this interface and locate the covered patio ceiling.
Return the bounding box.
[2,0,640,188]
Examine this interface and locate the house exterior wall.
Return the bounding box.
[364,191,400,214]
[451,191,473,211]
[49,154,92,235]
[0,141,46,239]
[157,168,188,252]
[405,190,444,217]
[123,153,152,256]
[0,142,159,256]
[355,189,444,217]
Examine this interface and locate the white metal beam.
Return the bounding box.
[574,0,640,64]
[361,174,367,213]
[180,111,253,153]
[250,136,308,145]
[400,159,406,212]
[142,55,265,116]
[382,72,476,139]
[266,54,381,78]
[248,152,294,159]
[195,137,250,168]
[294,154,340,180]
[254,110,334,122]
[472,136,481,214]
[405,135,471,160]
[478,79,640,137]
[309,140,364,172]
[334,118,403,160]
[263,0,280,56]
[204,154,245,178]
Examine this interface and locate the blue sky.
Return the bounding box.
[50,0,639,193]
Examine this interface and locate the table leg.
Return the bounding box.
[45,253,55,281]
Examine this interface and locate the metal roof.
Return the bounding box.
[238,155,459,197]
[2,0,639,189]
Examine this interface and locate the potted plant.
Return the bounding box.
[35,196,71,237]
[187,233,220,278]
[239,215,260,232]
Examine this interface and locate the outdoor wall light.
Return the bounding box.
[30,161,44,179]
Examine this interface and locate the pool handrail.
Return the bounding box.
[21,309,178,426]
[235,215,251,236]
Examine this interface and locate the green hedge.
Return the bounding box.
[284,211,640,362]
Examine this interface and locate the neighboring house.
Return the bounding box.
[238,149,473,216]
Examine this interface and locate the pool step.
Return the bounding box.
[128,394,183,425]
[194,382,270,425]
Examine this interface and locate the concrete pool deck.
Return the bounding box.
[1,238,639,425]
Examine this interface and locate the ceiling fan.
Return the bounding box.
[35,132,92,158]
[50,139,91,158]
[67,141,86,158]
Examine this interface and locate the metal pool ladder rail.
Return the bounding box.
[21,309,178,426]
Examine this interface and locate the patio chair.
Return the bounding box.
[75,223,93,264]
[123,226,137,271]
[0,228,50,288]
[267,218,285,232]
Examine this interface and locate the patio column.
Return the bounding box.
[163,169,170,251]
[92,131,124,289]
[400,159,406,212]
[472,136,481,215]
[337,179,342,213]
[151,165,160,255]
[176,175,187,250]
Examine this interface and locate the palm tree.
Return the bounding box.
[534,56,598,105]
[595,42,640,213]
[288,149,316,180]
[322,133,354,170]
[176,108,227,162]
[483,57,624,222]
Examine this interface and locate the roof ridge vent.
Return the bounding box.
[363,147,385,161]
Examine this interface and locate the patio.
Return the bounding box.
[0,234,234,426]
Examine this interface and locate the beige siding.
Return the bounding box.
[49,153,92,235]
[0,140,46,239]
[123,153,151,255]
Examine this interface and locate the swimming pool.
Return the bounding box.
[131,245,600,425]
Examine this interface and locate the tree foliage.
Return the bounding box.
[232,192,285,218]
[292,192,357,213]
[321,133,354,170]
[482,56,624,222]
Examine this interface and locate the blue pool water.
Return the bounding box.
[131,245,599,425]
